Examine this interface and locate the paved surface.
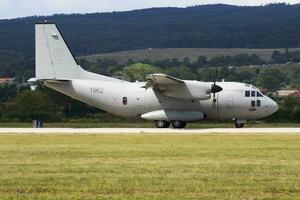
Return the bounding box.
[0,128,299,134]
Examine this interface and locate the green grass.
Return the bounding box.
[0,134,299,199]
[80,48,300,63]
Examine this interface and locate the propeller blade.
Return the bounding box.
[211,68,221,103]
[213,70,216,85]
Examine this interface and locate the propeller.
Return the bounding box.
[211,69,223,103]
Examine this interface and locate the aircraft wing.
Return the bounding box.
[145,73,183,89]
[144,73,213,100]
[146,73,183,85]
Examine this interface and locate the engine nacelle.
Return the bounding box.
[141,110,204,122]
[160,81,212,100]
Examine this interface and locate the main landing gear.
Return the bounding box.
[155,120,170,128]
[155,120,187,129]
[171,120,187,129]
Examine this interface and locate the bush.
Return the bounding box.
[265,97,300,122]
[13,90,60,122]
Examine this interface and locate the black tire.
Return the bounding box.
[155,120,170,128]
[172,120,187,129]
[235,123,244,128]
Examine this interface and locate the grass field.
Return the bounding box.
[0,134,299,199]
[80,48,300,63]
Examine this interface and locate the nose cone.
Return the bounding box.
[268,99,279,115]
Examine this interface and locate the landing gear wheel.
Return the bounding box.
[235,123,244,128]
[172,120,187,129]
[155,120,170,128]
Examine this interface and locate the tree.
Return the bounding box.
[183,57,191,67]
[14,90,59,121]
[258,69,287,91]
[209,56,229,67]
[122,63,162,81]
[236,70,256,83]
[195,56,208,67]
[290,51,300,62]
[271,50,285,63]
[266,97,300,122]
[290,69,300,89]
[0,84,17,102]
[165,65,198,80]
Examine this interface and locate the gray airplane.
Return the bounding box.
[29,23,278,128]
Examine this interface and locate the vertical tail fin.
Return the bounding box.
[35,22,119,82]
[36,22,82,80]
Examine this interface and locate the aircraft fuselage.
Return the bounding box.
[45,79,278,122]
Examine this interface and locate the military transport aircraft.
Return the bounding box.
[29,23,278,128]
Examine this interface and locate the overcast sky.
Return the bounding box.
[0,0,298,19]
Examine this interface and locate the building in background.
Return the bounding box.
[277,89,298,97]
[288,90,300,99]
[0,77,15,85]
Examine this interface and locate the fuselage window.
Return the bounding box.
[123,97,128,105]
[245,91,250,97]
[251,100,255,107]
[251,91,256,97]
[257,92,263,97]
[257,100,261,107]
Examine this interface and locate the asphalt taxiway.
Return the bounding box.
[0,128,299,134]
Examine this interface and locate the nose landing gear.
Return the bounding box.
[234,123,244,128]
[234,119,246,128]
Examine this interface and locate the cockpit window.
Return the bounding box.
[257,100,261,107]
[245,91,250,97]
[257,92,263,97]
[251,91,256,97]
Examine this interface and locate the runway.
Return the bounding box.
[0,128,299,134]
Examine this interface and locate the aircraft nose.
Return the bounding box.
[269,99,278,115]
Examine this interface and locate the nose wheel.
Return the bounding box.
[155,120,170,128]
[234,122,244,128]
[234,119,246,128]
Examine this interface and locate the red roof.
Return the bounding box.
[288,91,300,97]
[0,77,15,84]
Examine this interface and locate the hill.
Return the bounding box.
[80,48,300,64]
[1,3,300,58]
[1,3,300,78]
